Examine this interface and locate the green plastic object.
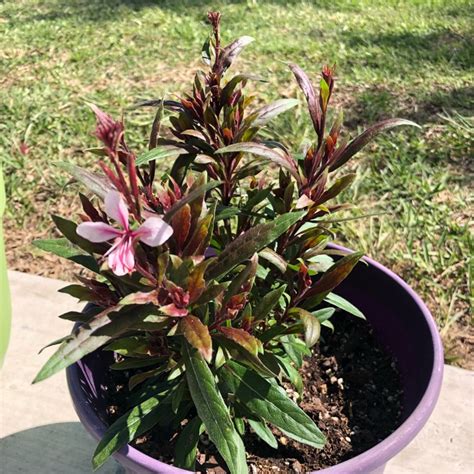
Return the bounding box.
[0,166,11,368]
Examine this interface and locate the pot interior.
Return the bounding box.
[335,259,435,421]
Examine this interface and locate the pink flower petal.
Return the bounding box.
[77,222,121,243]
[105,191,129,230]
[89,103,115,128]
[141,209,164,220]
[89,104,123,150]
[108,237,135,276]
[122,237,135,270]
[135,217,173,247]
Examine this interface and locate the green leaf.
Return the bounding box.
[103,335,150,357]
[92,393,168,470]
[256,265,270,280]
[311,307,336,322]
[220,362,325,449]
[33,238,100,272]
[207,211,305,280]
[259,324,291,344]
[32,237,79,258]
[33,305,156,383]
[71,255,101,272]
[183,203,216,257]
[58,311,93,322]
[303,252,364,309]
[93,406,159,468]
[127,314,170,332]
[58,306,102,323]
[325,292,365,319]
[170,154,196,183]
[223,255,258,305]
[250,99,299,127]
[182,342,248,474]
[216,205,240,221]
[307,254,334,273]
[234,163,263,181]
[194,283,226,306]
[135,146,188,166]
[244,188,272,212]
[219,327,262,357]
[276,355,303,397]
[171,379,187,413]
[289,308,321,348]
[110,356,165,371]
[235,417,246,435]
[320,78,330,110]
[248,418,278,449]
[221,74,265,104]
[58,284,96,302]
[258,248,287,273]
[122,373,173,402]
[280,334,310,367]
[128,364,170,391]
[330,118,420,171]
[132,99,183,111]
[217,142,299,180]
[52,215,106,255]
[201,35,212,64]
[322,319,335,332]
[317,174,356,204]
[254,285,286,321]
[38,335,73,354]
[127,377,179,407]
[215,336,277,378]
[84,147,107,156]
[174,417,204,470]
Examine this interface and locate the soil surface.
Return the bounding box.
[103,316,403,472]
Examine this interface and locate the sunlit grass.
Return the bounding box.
[0,0,472,365]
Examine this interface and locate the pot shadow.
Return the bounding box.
[0,422,121,473]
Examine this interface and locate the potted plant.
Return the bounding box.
[34,12,443,474]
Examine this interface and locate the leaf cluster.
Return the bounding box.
[34,11,417,473]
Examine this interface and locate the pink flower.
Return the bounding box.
[90,104,124,151]
[77,191,173,276]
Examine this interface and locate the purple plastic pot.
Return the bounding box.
[66,245,443,474]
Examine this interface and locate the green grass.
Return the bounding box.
[0,0,472,365]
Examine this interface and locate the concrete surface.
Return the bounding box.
[1,270,473,473]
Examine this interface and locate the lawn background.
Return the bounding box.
[1,0,472,367]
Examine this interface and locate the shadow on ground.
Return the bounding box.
[12,0,310,24]
[343,29,473,68]
[0,422,119,473]
[342,85,474,128]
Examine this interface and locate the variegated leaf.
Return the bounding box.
[181,316,212,363]
[219,327,262,356]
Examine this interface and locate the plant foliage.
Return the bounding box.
[34,11,417,472]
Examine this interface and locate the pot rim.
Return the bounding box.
[66,245,444,473]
